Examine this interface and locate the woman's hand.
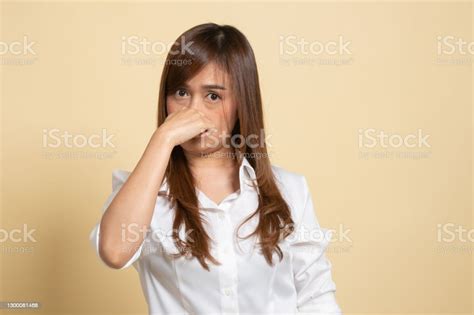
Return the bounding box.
[155,107,218,148]
[99,109,208,269]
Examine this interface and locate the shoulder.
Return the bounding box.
[271,164,305,185]
[271,163,308,193]
[270,163,310,217]
[111,169,131,191]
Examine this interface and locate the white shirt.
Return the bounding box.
[89,157,342,315]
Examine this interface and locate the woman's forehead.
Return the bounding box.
[185,62,230,88]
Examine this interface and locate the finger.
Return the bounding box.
[202,117,216,130]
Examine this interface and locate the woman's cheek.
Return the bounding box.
[166,98,179,114]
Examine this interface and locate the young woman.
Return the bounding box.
[90,23,342,315]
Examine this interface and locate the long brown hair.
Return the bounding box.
[157,23,294,270]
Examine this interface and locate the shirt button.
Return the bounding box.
[218,212,225,220]
[223,288,233,296]
[222,247,230,254]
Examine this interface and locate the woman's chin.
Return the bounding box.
[181,140,222,156]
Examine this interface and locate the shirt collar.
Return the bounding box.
[159,155,260,196]
[238,155,259,195]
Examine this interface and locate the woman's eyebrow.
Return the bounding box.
[201,84,226,90]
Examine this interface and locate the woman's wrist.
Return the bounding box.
[151,129,175,153]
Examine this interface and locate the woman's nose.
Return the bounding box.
[188,96,203,110]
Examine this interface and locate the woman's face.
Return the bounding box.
[166,62,238,155]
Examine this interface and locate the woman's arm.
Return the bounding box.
[292,176,343,314]
[98,130,173,269]
[98,107,216,269]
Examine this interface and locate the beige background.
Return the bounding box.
[0,1,472,314]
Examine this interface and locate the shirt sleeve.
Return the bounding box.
[291,176,343,314]
[89,170,144,270]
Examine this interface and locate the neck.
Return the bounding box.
[184,146,238,171]
[184,147,242,193]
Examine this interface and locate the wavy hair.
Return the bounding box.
[157,23,294,270]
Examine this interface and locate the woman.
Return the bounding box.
[90,23,342,315]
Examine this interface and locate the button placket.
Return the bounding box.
[214,209,240,314]
[223,287,233,296]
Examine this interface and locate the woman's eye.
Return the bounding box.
[176,89,188,97]
[207,93,221,102]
